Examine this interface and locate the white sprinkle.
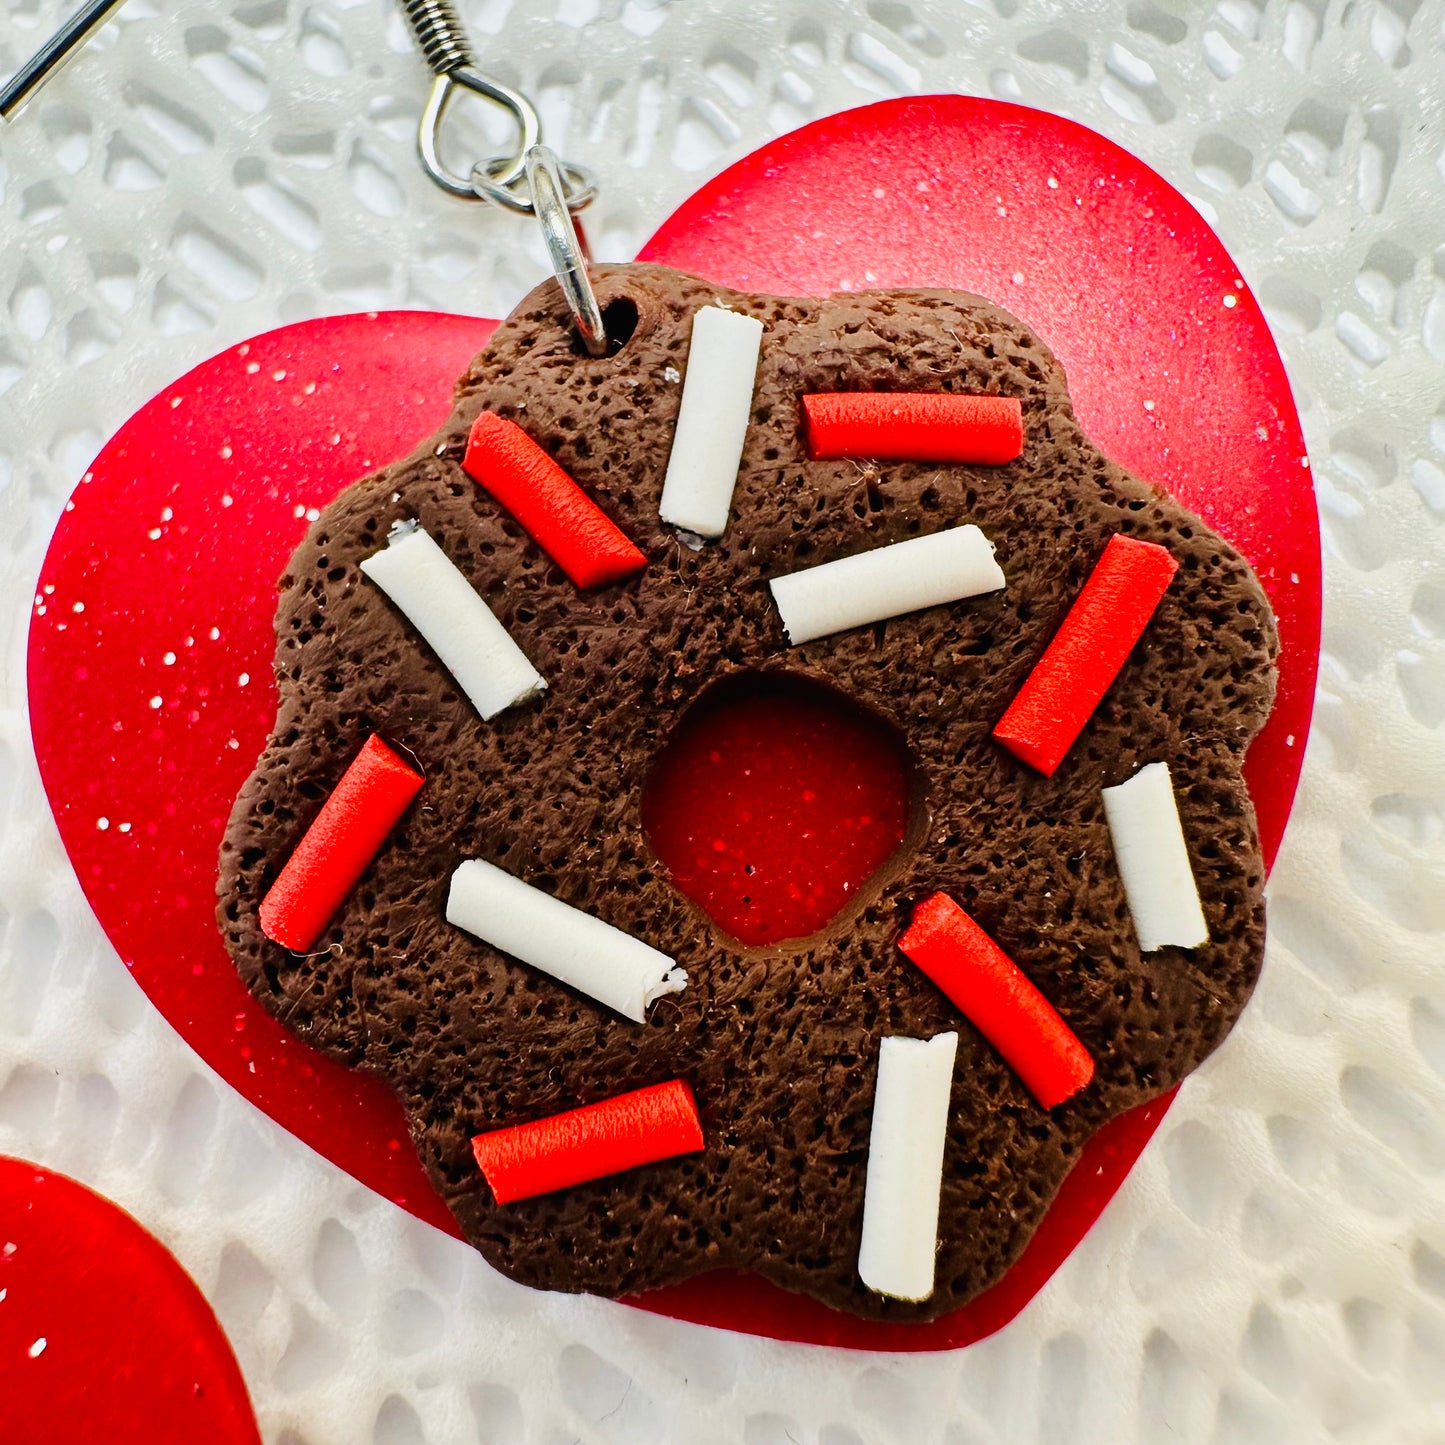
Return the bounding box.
[1011,271,1024,285]
[304,381,317,395]
[148,528,162,540]
[1223,294,1238,308]
[1289,572,1300,584]
[272,369,287,382]
[28,1338,46,1359]
[306,507,320,522]
[209,627,221,641]
[149,696,162,709]
[72,601,84,613]
[658,306,765,540]
[227,738,240,750]
[1102,762,1208,952]
[43,585,54,595]
[1286,733,1296,747]
[359,526,545,720]
[160,507,173,521]
[1047,175,1059,189]
[118,822,132,833]
[447,859,685,1023]
[858,1032,958,1301]
[97,816,110,830]
[169,396,182,409]
[238,672,250,686]
[221,494,234,508]
[163,652,176,666]
[769,525,1005,646]
[219,445,233,460]
[293,504,307,519]
[663,365,681,384]
[1143,399,1156,411]
[246,362,260,375]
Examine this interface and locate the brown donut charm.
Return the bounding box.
[218,263,1276,1321]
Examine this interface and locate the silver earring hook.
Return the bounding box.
[418,67,541,199]
[397,0,607,355]
[4,0,608,357]
[0,0,129,123]
[401,0,541,199]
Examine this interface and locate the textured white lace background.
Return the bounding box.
[1,0,1443,1440]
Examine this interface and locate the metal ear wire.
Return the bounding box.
[399,0,543,200]
[398,0,607,355]
[0,0,129,124]
[1,0,608,356]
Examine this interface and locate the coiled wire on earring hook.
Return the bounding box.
[397,0,475,74]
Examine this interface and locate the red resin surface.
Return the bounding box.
[642,679,911,946]
[28,96,1320,1351]
[0,1159,261,1444]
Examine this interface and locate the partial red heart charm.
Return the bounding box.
[29,97,1319,1350]
[0,1158,261,1443]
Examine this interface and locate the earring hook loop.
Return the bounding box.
[417,67,541,200]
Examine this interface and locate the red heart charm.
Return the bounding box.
[28,97,1319,1351]
[0,1158,261,1443]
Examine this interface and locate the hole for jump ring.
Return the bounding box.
[600,296,639,354]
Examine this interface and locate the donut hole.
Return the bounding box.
[641,672,916,947]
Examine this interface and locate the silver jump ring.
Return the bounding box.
[417,69,540,200]
[523,145,608,358]
[468,154,598,216]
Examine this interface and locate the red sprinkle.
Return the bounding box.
[803,392,1024,465]
[993,533,1179,776]
[898,892,1094,1109]
[463,411,647,589]
[472,1080,705,1204]
[259,734,424,952]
